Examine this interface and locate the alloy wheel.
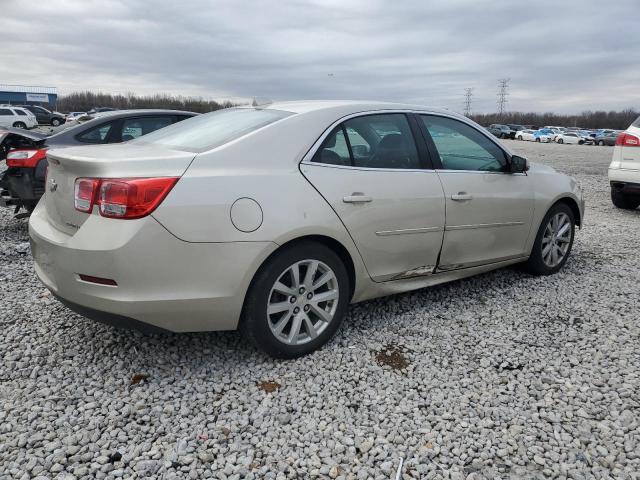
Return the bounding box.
[267,259,339,345]
[541,212,572,268]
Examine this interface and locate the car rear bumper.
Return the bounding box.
[29,202,278,332]
[610,180,640,195]
[608,168,640,187]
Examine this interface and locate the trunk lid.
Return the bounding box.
[44,143,196,235]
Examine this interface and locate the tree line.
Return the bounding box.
[470,109,638,130]
[56,91,238,114]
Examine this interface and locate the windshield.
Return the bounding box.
[134,107,294,153]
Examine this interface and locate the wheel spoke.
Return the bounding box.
[303,260,318,288]
[542,243,553,258]
[551,245,558,265]
[302,313,318,339]
[287,313,303,343]
[311,289,338,303]
[310,303,333,323]
[272,311,292,335]
[268,301,291,315]
[557,220,570,238]
[312,271,335,290]
[290,263,301,289]
[273,281,295,296]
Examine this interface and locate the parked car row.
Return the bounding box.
[488,123,623,146]
[0,109,196,214]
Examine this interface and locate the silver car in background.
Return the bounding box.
[29,101,584,357]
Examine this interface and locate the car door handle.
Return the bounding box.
[343,193,373,203]
[451,193,473,201]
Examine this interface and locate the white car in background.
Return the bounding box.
[555,132,585,145]
[609,116,640,210]
[515,129,551,143]
[0,106,38,129]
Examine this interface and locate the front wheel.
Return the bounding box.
[535,138,541,142]
[517,135,523,141]
[241,241,350,358]
[611,189,640,210]
[12,122,26,129]
[598,141,604,146]
[524,203,575,275]
[557,138,563,144]
[51,118,61,127]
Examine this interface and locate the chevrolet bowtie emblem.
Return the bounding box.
[49,178,58,192]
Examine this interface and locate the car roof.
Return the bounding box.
[260,100,456,117]
[84,109,197,119]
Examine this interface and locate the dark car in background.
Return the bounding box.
[0,109,196,214]
[594,131,620,146]
[507,124,525,134]
[487,124,516,139]
[18,105,66,127]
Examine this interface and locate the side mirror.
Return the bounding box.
[510,155,529,173]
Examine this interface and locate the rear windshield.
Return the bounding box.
[134,107,293,152]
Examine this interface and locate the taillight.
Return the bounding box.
[74,178,100,212]
[6,148,47,167]
[74,177,178,219]
[616,133,640,147]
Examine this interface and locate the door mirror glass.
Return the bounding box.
[510,155,529,173]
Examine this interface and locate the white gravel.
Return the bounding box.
[1,141,639,479]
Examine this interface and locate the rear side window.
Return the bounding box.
[134,108,293,152]
[120,116,173,141]
[632,116,640,128]
[77,122,114,144]
[15,109,26,116]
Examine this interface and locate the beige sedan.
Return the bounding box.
[29,101,585,357]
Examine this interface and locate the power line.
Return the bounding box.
[497,78,510,117]
[463,88,474,117]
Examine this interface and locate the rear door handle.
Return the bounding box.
[343,193,373,203]
[451,193,473,201]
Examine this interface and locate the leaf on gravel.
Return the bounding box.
[375,344,410,371]
[130,373,150,385]
[257,380,281,393]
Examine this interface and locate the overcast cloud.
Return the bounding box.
[0,0,637,113]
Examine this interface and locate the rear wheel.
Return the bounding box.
[611,189,640,210]
[51,118,61,127]
[557,138,564,144]
[535,138,541,142]
[241,241,350,358]
[517,135,523,141]
[12,122,26,129]
[524,203,575,275]
[598,140,604,146]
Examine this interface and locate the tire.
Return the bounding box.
[557,138,563,144]
[51,118,61,127]
[517,136,523,141]
[12,122,26,129]
[524,202,575,275]
[611,189,640,210]
[598,141,604,146]
[578,140,584,145]
[241,241,350,358]
[535,138,541,143]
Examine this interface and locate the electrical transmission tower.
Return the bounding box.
[497,78,510,117]
[463,88,474,117]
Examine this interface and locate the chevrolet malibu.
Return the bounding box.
[29,101,585,358]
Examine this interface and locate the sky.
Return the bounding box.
[0,0,637,114]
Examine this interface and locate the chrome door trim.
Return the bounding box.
[437,253,526,271]
[445,221,525,231]
[376,226,443,236]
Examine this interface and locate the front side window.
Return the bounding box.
[135,108,293,153]
[77,122,114,143]
[420,115,507,172]
[0,108,13,116]
[120,116,173,141]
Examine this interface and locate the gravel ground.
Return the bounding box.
[1,141,639,480]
